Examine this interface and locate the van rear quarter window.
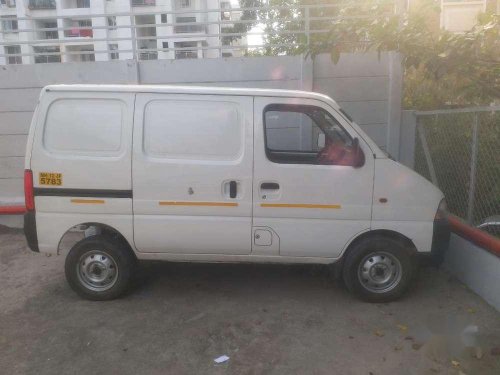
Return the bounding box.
[43,99,124,155]
[143,100,243,160]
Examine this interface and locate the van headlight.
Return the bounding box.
[435,199,448,220]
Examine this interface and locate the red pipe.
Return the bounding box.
[0,205,26,215]
[449,215,500,257]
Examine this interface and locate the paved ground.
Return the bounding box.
[1,226,499,375]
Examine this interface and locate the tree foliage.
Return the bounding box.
[257,0,354,55]
[222,0,263,45]
[256,0,500,108]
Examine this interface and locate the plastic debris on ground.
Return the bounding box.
[214,355,230,364]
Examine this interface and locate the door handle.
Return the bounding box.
[261,182,280,190]
[229,180,237,199]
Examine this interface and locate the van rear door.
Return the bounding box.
[132,94,253,255]
[29,90,135,253]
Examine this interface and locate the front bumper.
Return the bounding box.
[429,217,451,265]
[24,212,39,252]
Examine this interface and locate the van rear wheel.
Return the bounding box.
[342,236,416,302]
[65,235,136,301]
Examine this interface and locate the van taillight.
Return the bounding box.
[24,169,35,211]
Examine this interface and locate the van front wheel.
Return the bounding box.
[65,235,136,301]
[342,236,416,302]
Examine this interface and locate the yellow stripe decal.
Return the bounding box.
[260,203,341,209]
[159,201,238,207]
[71,199,105,204]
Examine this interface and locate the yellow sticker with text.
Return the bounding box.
[39,172,62,186]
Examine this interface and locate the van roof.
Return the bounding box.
[43,84,337,104]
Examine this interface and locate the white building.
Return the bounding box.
[440,0,489,32]
[0,0,244,64]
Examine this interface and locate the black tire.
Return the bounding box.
[342,235,417,302]
[65,235,136,301]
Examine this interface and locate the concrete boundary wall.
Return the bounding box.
[0,52,402,226]
[399,110,417,169]
[445,234,500,311]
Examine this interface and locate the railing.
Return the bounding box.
[0,2,397,63]
[43,30,58,39]
[174,22,205,34]
[138,50,157,60]
[132,0,156,6]
[28,0,56,10]
[64,28,93,37]
[175,49,197,59]
[73,0,90,8]
[414,107,500,235]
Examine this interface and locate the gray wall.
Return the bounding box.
[0,52,402,211]
[398,110,417,169]
[445,234,500,312]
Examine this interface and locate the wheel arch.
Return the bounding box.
[331,229,418,275]
[343,229,418,257]
[330,230,418,278]
[57,222,136,259]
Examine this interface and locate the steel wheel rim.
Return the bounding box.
[357,251,402,293]
[77,250,118,292]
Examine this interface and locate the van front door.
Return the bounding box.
[133,94,253,254]
[252,97,374,258]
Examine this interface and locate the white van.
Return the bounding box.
[24,85,450,302]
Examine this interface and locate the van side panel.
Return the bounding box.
[132,94,254,255]
[371,159,443,253]
[30,91,135,254]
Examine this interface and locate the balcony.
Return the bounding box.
[65,27,92,37]
[139,51,158,60]
[44,30,58,39]
[174,24,205,34]
[35,20,58,40]
[175,50,198,59]
[64,19,93,38]
[0,0,16,8]
[132,0,156,6]
[1,17,18,33]
[28,0,56,10]
[174,41,198,59]
[4,45,21,64]
[174,17,205,34]
[66,44,94,62]
[61,0,90,9]
[33,45,61,63]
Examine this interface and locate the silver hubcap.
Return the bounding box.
[77,250,118,292]
[357,252,402,293]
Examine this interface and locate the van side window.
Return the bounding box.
[264,104,356,166]
[143,100,242,161]
[43,99,123,155]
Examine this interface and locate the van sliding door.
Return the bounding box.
[132,94,253,255]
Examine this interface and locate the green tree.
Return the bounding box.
[257,0,500,108]
[221,0,263,45]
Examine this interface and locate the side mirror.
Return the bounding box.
[317,133,325,149]
[352,137,365,168]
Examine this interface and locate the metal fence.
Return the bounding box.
[414,107,500,232]
[0,1,397,63]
